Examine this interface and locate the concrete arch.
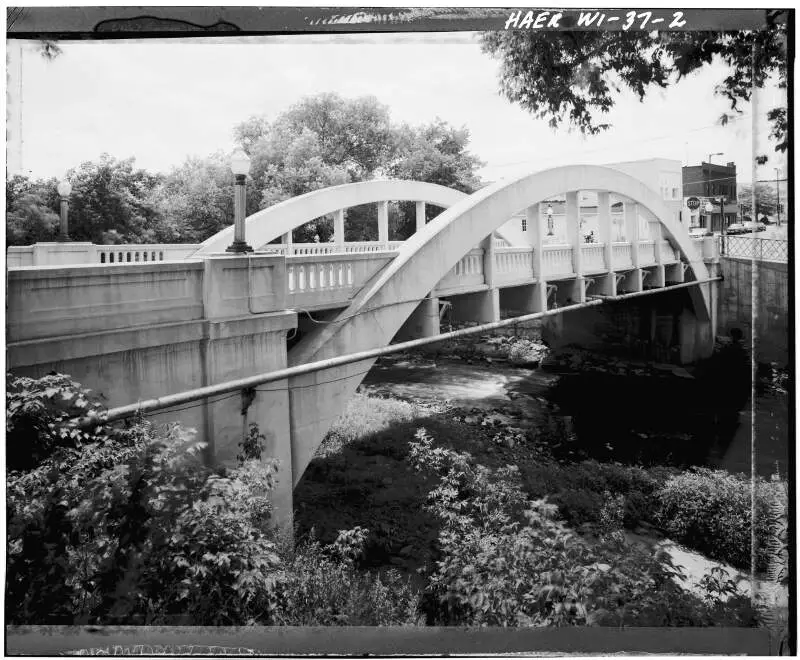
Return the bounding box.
[192,179,485,255]
[286,164,711,484]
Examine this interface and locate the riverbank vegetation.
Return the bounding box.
[6,368,788,631]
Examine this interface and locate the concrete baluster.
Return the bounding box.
[565,191,585,302]
[623,200,643,291]
[378,200,389,244]
[648,210,666,287]
[333,209,345,248]
[596,191,615,296]
[415,201,426,233]
[526,202,548,311]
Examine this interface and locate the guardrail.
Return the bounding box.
[720,235,788,263]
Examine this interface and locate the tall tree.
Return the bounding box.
[62,154,167,243]
[6,176,60,245]
[481,11,788,161]
[388,119,485,239]
[234,96,485,243]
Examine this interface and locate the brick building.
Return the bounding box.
[682,161,739,232]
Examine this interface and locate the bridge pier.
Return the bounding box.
[617,268,643,293]
[499,282,547,316]
[394,295,441,341]
[448,288,500,325]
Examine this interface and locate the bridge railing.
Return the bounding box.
[720,235,788,263]
[494,247,534,286]
[612,242,633,270]
[436,248,485,293]
[285,251,395,310]
[581,243,606,272]
[639,240,657,266]
[260,240,405,256]
[6,242,202,267]
[541,245,574,278]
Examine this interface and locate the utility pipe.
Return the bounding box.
[73,277,721,428]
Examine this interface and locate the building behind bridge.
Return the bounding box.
[681,161,739,233]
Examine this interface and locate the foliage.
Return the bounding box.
[481,12,788,160]
[63,154,173,244]
[7,374,422,627]
[654,468,786,572]
[236,94,483,242]
[389,120,484,239]
[237,422,266,463]
[408,428,758,628]
[271,528,420,625]
[6,373,283,625]
[6,372,109,471]
[152,153,240,243]
[738,183,782,217]
[318,392,419,458]
[8,94,483,247]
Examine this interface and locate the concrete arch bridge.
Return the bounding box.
[7,163,721,528]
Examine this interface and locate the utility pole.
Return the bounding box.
[707,152,723,232]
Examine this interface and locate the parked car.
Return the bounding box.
[742,221,767,233]
[726,222,747,235]
[689,226,711,237]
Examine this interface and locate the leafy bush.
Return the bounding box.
[6,373,420,626]
[655,468,788,572]
[519,459,669,532]
[408,428,758,628]
[272,527,419,625]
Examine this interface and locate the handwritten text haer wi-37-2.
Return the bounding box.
[504,10,687,31]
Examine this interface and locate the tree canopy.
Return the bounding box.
[6,93,484,247]
[481,11,788,161]
[233,93,483,242]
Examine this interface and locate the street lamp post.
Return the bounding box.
[56,179,72,242]
[774,167,781,227]
[226,148,253,254]
[546,203,554,236]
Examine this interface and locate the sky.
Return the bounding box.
[7,32,788,185]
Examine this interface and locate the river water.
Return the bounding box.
[361,354,789,479]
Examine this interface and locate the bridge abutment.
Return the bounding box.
[8,255,299,532]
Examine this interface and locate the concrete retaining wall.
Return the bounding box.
[719,257,789,365]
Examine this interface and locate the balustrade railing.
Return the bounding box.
[287,261,353,293]
[581,243,606,272]
[541,245,574,277]
[639,240,657,265]
[494,247,533,284]
[611,242,633,269]
[285,252,395,309]
[436,248,484,292]
[260,241,403,256]
[7,242,200,267]
[98,245,196,264]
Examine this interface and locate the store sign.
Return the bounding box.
[686,196,701,210]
